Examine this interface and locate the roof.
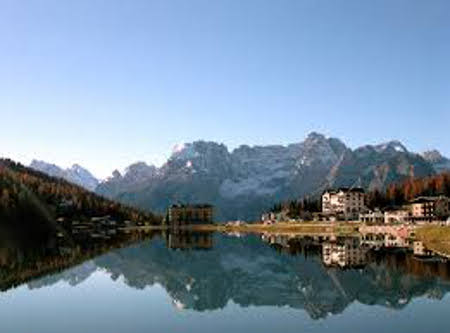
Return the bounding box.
[323,187,365,195]
[410,196,448,204]
[170,204,213,209]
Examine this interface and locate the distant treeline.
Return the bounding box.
[0,159,161,243]
[270,172,450,218]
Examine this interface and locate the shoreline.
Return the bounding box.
[125,223,450,257]
[188,222,360,235]
[127,222,361,235]
[416,226,450,258]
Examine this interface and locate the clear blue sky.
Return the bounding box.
[1,0,449,178]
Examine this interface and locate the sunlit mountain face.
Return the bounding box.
[29,134,450,222]
[2,231,450,333]
[94,134,440,221]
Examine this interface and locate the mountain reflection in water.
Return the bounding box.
[2,230,450,321]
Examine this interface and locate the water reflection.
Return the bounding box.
[2,230,450,320]
[166,230,214,250]
[0,228,156,291]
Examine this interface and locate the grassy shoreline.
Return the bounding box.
[131,223,450,256]
[128,222,360,235]
[416,226,450,256]
[183,222,360,235]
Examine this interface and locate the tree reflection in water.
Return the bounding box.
[2,230,450,320]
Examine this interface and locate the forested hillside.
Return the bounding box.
[367,172,450,208]
[0,159,161,244]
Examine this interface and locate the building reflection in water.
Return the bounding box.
[261,229,449,270]
[3,229,450,320]
[164,231,213,250]
[322,237,368,268]
[0,230,159,292]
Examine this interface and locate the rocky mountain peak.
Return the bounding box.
[30,160,62,175]
[111,170,122,179]
[299,132,344,167]
[30,160,99,191]
[166,141,231,176]
[422,150,445,163]
[305,131,327,141]
[374,140,408,154]
[421,150,450,173]
[125,161,156,173]
[123,162,157,183]
[70,163,84,171]
[69,164,96,179]
[171,141,228,159]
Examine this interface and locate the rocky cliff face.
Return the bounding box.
[331,141,434,191]
[30,133,441,221]
[96,162,158,198]
[96,133,436,221]
[30,160,99,191]
[422,150,450,173]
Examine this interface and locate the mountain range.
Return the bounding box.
[30,160,99,191]
[29,133,450,221]
[0,159,158,245]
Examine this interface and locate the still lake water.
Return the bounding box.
[2,232,450,333]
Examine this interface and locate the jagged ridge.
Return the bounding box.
[96,133,439,221]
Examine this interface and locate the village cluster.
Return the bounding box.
[262,188,450,225]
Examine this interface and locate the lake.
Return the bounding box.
[1,231,450,333]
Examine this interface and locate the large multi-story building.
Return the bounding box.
[410,196,450,222]
[167,204,214,227]
[322,187,365,220]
